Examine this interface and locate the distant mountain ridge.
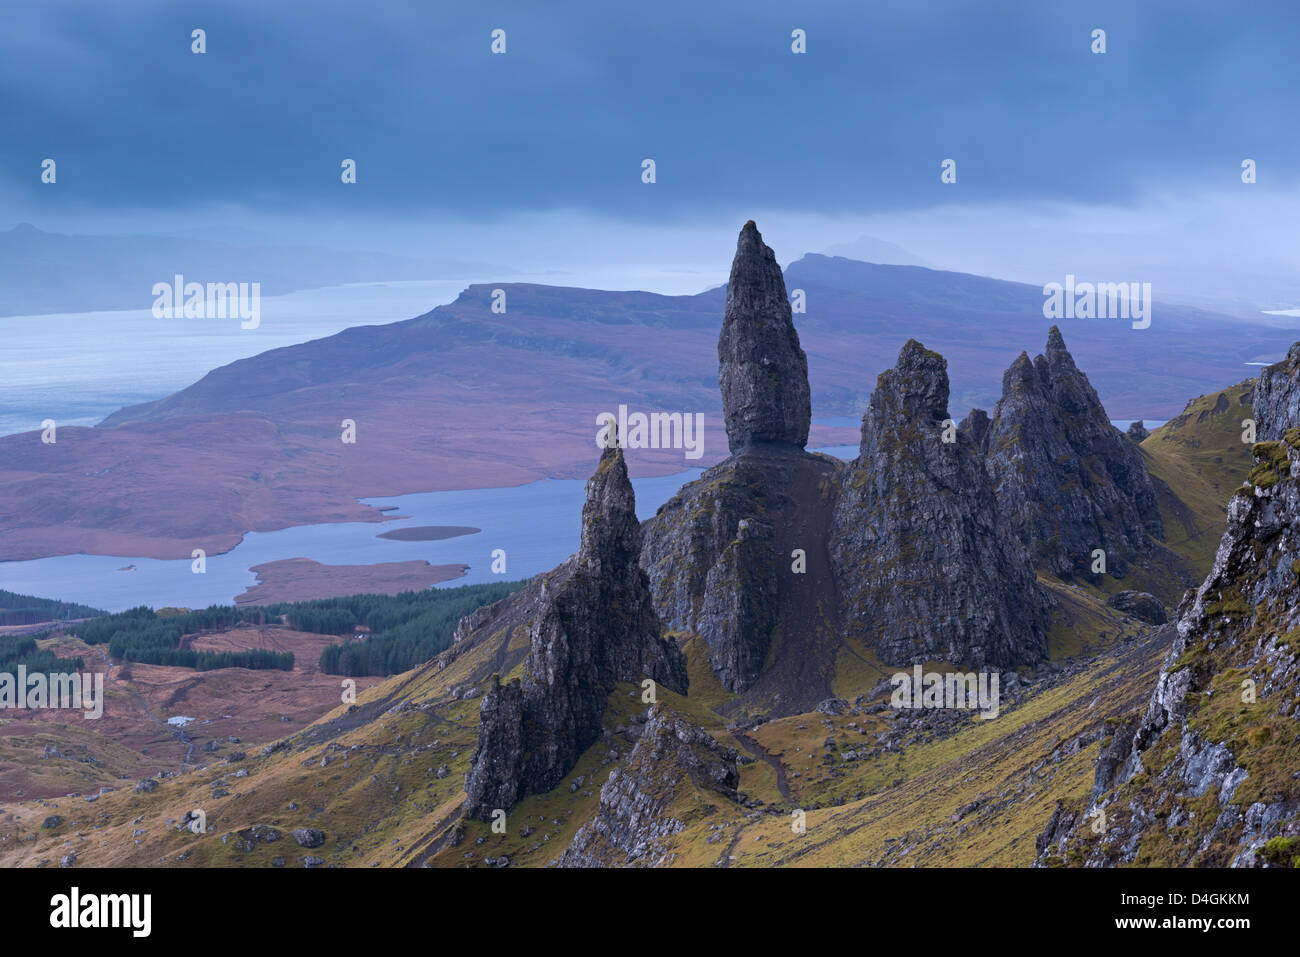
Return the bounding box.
[103,254,1296,427]
[818,234,935,268]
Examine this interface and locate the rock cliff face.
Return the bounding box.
[641,446,841,701]
[830,340,1051,667]
[1254,341,1300,441]
[1037,343,1300,867]
[718,221,811,454]
[979,327,1163,580]
[559,707,740,867]
[462,444,688,820]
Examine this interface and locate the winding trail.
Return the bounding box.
[731,730,793,803]
[715,822,749,867]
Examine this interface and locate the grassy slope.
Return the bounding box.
[1140,380,1255,575]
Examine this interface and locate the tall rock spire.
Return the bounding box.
[641,222,838,704]
[718,221,811,454]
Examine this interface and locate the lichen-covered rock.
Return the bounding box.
[291,828,326,848]
[559,707,740,867]
[718,220,810,453]
[1038,362,1300,867]
[1105,590,1167,625]
[981,327,1163,580]
[830,339,1051,668]
[463,444,688,820]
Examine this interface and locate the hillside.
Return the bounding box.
[1140,381,1257,574]
[1037,348,1300,867]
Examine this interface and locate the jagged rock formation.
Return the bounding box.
[830,340,1051,667]
[644,225,1191,709]
[462,444,688,820]
[1037,345,1300,866]
[978,327,1163,580]
[645,225,1157,701]
[718,221,811,453]
[559,707,740,867]
[1254,341,1300,441]
[1126,421,1149,442]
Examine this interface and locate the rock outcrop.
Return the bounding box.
[462,444,688,820]
[1253,341,1300,441]
[979,327,1163,580]
[1105,590,1166,625]
[718,221,811,454]
[1037,347,1300,866]
[559,707,740,867]
[830,340,1051,667]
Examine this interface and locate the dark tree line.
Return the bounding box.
[0,589,105,626]
[316,581,522,676]
[65,581,522,676]
[70,606,291,670]
[0,633,85,675]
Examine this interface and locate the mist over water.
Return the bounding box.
[0,281,473,437]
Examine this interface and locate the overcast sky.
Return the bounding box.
[3,0,1298,305]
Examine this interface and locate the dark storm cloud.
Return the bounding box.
[2,0,1297,220]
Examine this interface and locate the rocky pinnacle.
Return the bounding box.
[718,221,811,454]
[831,339,1051,668]
[463,443,687,820]
[983,326,1163,579]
